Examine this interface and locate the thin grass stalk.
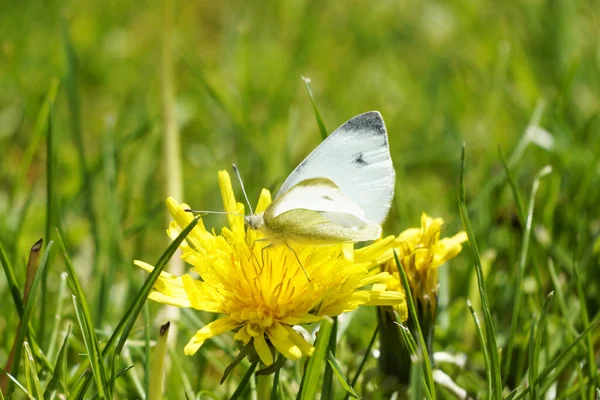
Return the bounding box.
[344,323,379,400]
[547,259,573,333]
[23,342,43,399]
[299,317,334,400]
[120,349,145,399]
[320,316,337,400]
[458,145,502,398]
[302,76,328,140]
[0,243,53,375]
[528,292,554,398]
[504,165,552,380]
[511,316,600,400]
[67,216,200,398]
[47,272,68,362]
[325,351,359,399]
[43,324,71,399]
[0,243,22,315]
[527,315,537,398]
[167,346,195,399]
[18,78,60,196]
[393,251,436,397]
[161,0,184,335]
[143,304,151,395]
[4,241,52,397]
[270,358,282,400]
[467,300,492,398]
[573,262,598,394]
[149,322,170,400]
[44,106,57,253]
[42,105,58,354]
[454,101,545,232]
[230,361,259,400]
[99,125,122,322]
[498,146,525,226]
[70,290,108,398]
[61,21,101,331]
[409,350,424,400]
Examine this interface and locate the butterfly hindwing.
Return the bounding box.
[263,178,382,243]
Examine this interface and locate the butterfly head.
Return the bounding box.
[244,213,265,230]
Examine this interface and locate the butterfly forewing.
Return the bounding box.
[275,111,395,225]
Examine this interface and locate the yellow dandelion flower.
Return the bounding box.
[135,171,405,366]
[381,213,467,321]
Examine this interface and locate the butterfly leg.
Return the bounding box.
[249,238,269,263]
[260,243,273,272]
[285,243,311,282]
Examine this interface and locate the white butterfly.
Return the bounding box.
[245,111,395,245]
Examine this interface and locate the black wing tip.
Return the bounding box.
[343,111,386,136]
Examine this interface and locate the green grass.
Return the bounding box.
[1,0,599,398]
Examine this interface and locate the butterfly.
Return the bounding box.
[244,111,395,245]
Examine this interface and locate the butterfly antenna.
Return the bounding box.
[232,164,254,215]
[184,209,245,218]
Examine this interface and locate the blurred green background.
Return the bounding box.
[1,0,599,397]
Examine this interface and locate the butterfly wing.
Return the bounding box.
[264,178,382,243]
[275,111,395,224]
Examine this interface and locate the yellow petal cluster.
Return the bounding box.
[380,213,467,321]
[135,171,405,366]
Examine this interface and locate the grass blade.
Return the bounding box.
[504,165,552,380]
[0,242,53,376]
[0,367,29,398]
[5,241,52,397]
[467,300,492,398]
[56,229,108,399]
[68,216,200,398]
[326,351,359,399]
[148,322,170,400]
[113,217,201,357]
[573,261,598,394]
[320,317,337,400]
[458,144,502,398]
[0,242,23,316]
[537,317,600,385]
[498,146,525,226]
[527,315,537,398]
[505,388,521,400]
[397,321,419,356]
[47,272,68,363]
[345,323,379,400]
[511,316,600,400]
[393,251,436,397]
[62,19,101,330]
[409,350,424,400]
[268,354,285,400]
[23,342,43,400]
[167,346,195,399]
[19,78,60,187]
[302,76,328,140]
[299,317,334,400]
[71,294,108,397]
[143,305,151,396]
[41,103,59,348]
[230,361,258,400]
[528,292,554,398]
[44,325,71,399]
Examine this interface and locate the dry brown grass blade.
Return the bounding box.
[0,238,43,393]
